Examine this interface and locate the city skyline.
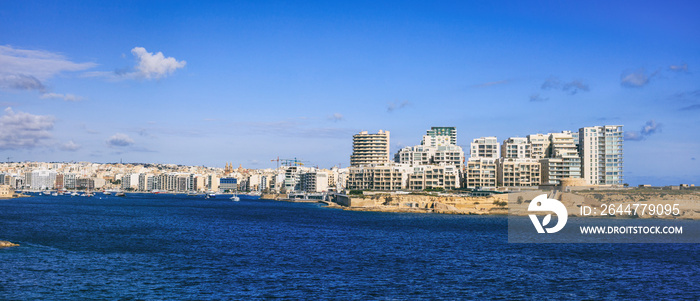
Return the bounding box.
[1,1,699,185]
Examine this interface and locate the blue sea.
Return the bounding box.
[1,194,698,299]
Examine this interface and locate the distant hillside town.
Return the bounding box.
[0,125,623,194]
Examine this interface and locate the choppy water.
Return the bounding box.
[1,194,698,299]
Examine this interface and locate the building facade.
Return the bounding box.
[350,130,391,166]
[579,125,624,185]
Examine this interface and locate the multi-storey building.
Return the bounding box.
[408,165,460,190]
[527,134,551,159]
[347,164,411,191]
[470,137,500,158]
[501,137,531,159]
[579,125,624,185]
[423,126,457,146]
[465,158,497,188]
[350,130,391,166]
[497,158,541,187]
[27,170,56,190]
[540,131,581,185]
[300,171,329,192]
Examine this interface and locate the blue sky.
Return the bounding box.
[1,1,699,185]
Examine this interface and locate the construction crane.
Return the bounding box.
[280,158,309,167]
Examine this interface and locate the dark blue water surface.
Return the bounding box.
[1,194,698,300]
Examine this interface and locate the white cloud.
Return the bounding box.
[387,100,411,112]
[529,93,549,102]
[328,113,344,121]
[669,63,688,72]
[0,45,97,79]
[84,47,186,80]
[620,68,657,88]
[625,120,662,141]
[40,92,83,102]
[131,47,186,79]
[0,107,55,150]
[106,133,135,147]
[60,140,81,151]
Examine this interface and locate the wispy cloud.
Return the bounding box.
[0,45,96,95]
[40,92,84,102]
[529,93,549,102]
[620,68,658,88]
[387,100,411,112]
[625,120,661,141]
[540,77,589,95]
[0,107,55,150]
[106,133,135,147]
[86,47,186,80]
[0,74,46,92]
[473,80,509,88]
[328,113,344,122]
[59,140,81,151]
[562,80,590,95]
[669,63,688,73]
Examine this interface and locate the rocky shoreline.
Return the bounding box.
[0,241,19,248]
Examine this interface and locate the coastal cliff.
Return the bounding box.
[334,193,509,215]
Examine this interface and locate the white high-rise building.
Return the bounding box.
[27,170,57,190]
[350,130,391,166]
[579,125,624,185]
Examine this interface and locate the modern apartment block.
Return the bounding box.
[347,164,411,191]
[501,137,531,159]
[300,171,329,192]
[579,125,624,185]
[470,137,500,158]
[527,134,551,159]
[540,131,581,185]
[350,130,391,166]
[497,158,541,187]
[465,137,499,188]
[423,126,457,146]
[465,158,497,188]
[395,144,465,169]
[408,165,460,190]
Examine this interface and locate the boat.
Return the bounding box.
[70,192,78,196]
[230,195,240,202]
[51,192,58,196]
[103,191,112,195]
[115,192,126,197]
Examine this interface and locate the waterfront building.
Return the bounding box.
[465,158,497,188]
[347,164,411,191]
[579,125,624,185]
[540,131,581,185]
[497,158,541,187]
[408,165,460,190]
[350,130,391,166]
[220,177,238,192]
[470,137,500,158]
[0,185,11,198]
[527,134,550,159]
[501,137,531,159]
[122,173,140,190]
[27,170,57,190]
[300,171,329,192]
[138,174,155,191]
[395,144,465,169]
